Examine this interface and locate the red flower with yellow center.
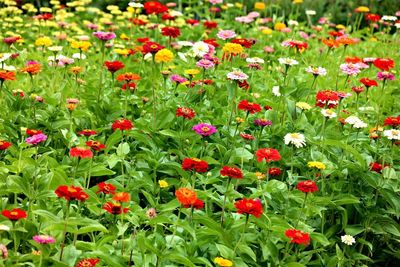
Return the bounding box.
[234,198,263,218]
[112,118,134,131]
[0,140,12,150]
[285,229,310,245]
[76,258,100,267]
[182,158,208,173]
[55,185,89,201]
[175,188,197,206]
[297,180,318,193]
[2,208,27,221]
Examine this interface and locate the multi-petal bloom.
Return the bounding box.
[284,133,306,148]
[26,133,47,145]
[238,100,262,114]
[182,158,208,173]
[76,258,100,267]
[32,235,56,244]
[220,166,243,179]
[96,182,116,195]
[234,198,263,218]
[103,202,129,215]
[161,26,181,38]
[104,61,124,73]
[255,148,281,162]
[285,229,310,245]
[93,31,116,41]
[192,123,217,137]
[217,30,237,40]
[297,180,318,193]
[0,140,12,150]
[2,208,27,221]
[176,107,195,120]
[70,147,93,158]
[305,66,327,76]
[112,119,134,131]
[175,188,197,206]
[373,58,394,71]
[112,192,131,203]
[55,185,89,201]
[340,63,361,76]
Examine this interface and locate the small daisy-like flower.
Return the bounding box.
[341,235,356,245]
[305,66,327,76]
[296,102,312,110]
[321,109,337,119]
[227,69,248,80]
[284,133,306,148]
[278,58,299,66]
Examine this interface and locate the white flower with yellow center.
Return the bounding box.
[284,133,306,148]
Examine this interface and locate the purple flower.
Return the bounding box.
[192,123,217,137]
[93,31,116,41]
[340,63,361,76]
[33,235,56,244]
[196,59,215,69]
[170,74,187,84]
[26,133,47,145]
[254,119,272,127]
[377,71,395,81]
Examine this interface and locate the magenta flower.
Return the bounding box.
[377,71,395,81]
[93,31,116,41]
[26,133,47,145]
[33,235,56,244]
[340,63,361,76]
[254,119,272,127]
[216,30,236,40]
[196,59,215,69]
[192,123,217,137]
[170,74,187,84]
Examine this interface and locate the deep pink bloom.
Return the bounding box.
[192,123,217,137]
[33,235,56,244]
[93,31,116,41]
[26,133,47,145]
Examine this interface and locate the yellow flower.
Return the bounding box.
[40,7,52,13]
[262,28,273,35]
[355,6,370,13]
[158,180,169,188]
[235,3,243,8]
[274,22,286,31]
[35,37,52,47]
[114,48,130,56]
[369,37,378,42]
[236,117,244,124]
[222,43,243,55]
[69,66,82,75]
[155,48,174,63]
[120,33,130,40]
[292,0,303,4]
[254,2,266,10]
[307,161,326,170]
[70,40,91,51]
[214,257,233,267]
[255,172,266,180]
[336,24,345,30]
[296,102,312,110]
[184,69,200,76]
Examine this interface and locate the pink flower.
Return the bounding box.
[33,235,56,244]
[340,63,361,76]
[0,244,8,259]
[196,59,215,69]
[264,46,274,53]
[377,71,395,81]
[208,0,223,4]
[192,123,217,137]
[235,16,254,23]
[93,31,116,41]
[170,74,187,84]
[26,133,47,145]
[227,70,248,80]
[216,30,236,40]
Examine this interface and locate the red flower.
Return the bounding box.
[238,80,250,90]
[112,119,133,131]
[26,129,43,136]
[76,258,100,267]
[143,1,168,14]
[351,86,364,94]
[186,19,199,26]
[103,202,129,215]
[231,38,255,49]
[203,38,219,48]
[176,107,195,120]
[182,158,208,173]
[121,82,137,91]
[70,147,93,158]
[183,198,204,209]
[373,58,395,71]
[316,90,340,108]
[96,182,116,194]
[0,140,12,150]
[55,185,89,201]
[161,26,181,38]
[143,41,164,54]
[297,180,318,193]
[369,162,389,173]
[268,167,282,176]
[85,140,105,151]
[175,188,197,206]
[365,13,380,22]
[161,13,175,21]
[285,229,310,245]
[255,148,281,163]
[203,21,218,29]
[234,198,263,218]
[116,73,141,82]
[77,129,97,136]
[220,166,243,179]
[359,78,378,88]
[240,132,255,140]
[104,61,125,73]
[2,208,27,221]
[0,70,16,82]
[384,116,400,128]
[238,100,262,114]
[136,37,150,43]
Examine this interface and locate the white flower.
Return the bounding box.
[345,116,361,125]
[192,41,209,57]
[288,20,299,26]
[284,133,306,148]
[341,235,356,245]
[305,66,327,76]
[0,53,12,62]
[177,41,193,47]
[170,10,183,17]
[321,109,337,119]
[72,53,86,60]
[382,15,397,21]
[128,2,143,8]
[305,10,316,16]
[143,52,153,61]
[47,46,63,52]
[246,57,264,64]
[1,64,16,71]
[383,129,400,140]
[272,86,281,96]
[353,120,367,129]
[278,57,299,66]
[0,224,10,231]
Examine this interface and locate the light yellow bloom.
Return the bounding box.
[158,180,169,188]
[296,102,312,110]
[214,257,233,267]
[35,37,53,47]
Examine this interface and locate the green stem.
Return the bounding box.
[220,178,232,226]
[59,201,70,261]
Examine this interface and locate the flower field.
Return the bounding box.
[0,0,399,266]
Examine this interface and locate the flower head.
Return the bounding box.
[238,100,262,114]
[220,166,243,179]
[96,182,116,195]
[155,48,174,63]
[255,148,281,162]
[217,30,236,40]
[176,107,195,119]
[2,208,27,221]
[341,235,356,245]
[297,180,318,193]
[93,31,116,41]
[214,257,233,267]
[235,198,263,218]
[76,258,100,267]
[104,61,124,73]
[103,202,129,215]
[26,133,47,145]
[55,185,89,201]
[175,188,197,206]
[182,158,208,173]
[112,192,131,203]
[285,229,310,245]
[284,133,306,148]
[70,147,93,158]
[192,123,217,137]
[32,235,56,244]
[112,119,134,131]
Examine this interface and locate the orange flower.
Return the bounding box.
[117,72,141,82]
[21,63,41,75]
[112,192,131,203]
[175,188,197,206]
[337,37,358,46]
[322,39,339,48]
[0,70,16,81]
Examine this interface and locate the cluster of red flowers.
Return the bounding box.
[182,158,208,173]
[55,185,89,201]
[176,107,195,120]
[235,198,263,218]
[2,208,27,221]
[384,116,400,128]
[70,147,93,158]
[220,166,243,179]
[238,100,262,114]
[285,229,310,245]
[315,90,340,108]
[255,148,281,163]
[297,180,318,193]
[175,188,204,209]
[112,118,134,131]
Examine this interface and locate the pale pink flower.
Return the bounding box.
[216,30,236,40]
[340,63,361,76]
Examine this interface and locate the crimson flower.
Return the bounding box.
[268,167,282,176]
[220,166,243,179]
[77,129,97,136]
[234,198,263,218]
[161,26,181,38]
[103,202,129,215]
[285,229,310,245]
[104,60,125,73]
[373,58,395,71]
[369,162,389,173]
[112,119,133,131]
[176,107,195,120]
[96,182,116,195]
[2,208,27,221]
[143,41,164,54]
[359,78,378,88]
[238,100,262,114]
[76,258,100,267]
[182,158,208,173]
[143,1,168,14]
[316,90,340,108]
[183,198,204,209]
[70,147,93,158]
[203,21,218,29]
[384,116,400,128]
[55,185,89,201]
[231,38,255,49]
[255,148,281,163]
[296,180,318,193]
[0,140,12,150]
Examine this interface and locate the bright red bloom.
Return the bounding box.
[365,13,380,22]
[370,162,383,173]
[96,182,116,194]
[176,107,195,120]
[161,26,181,38]
[33,13,53,20]
[359,78,378,88]
[186,19,199,26]
[55,185,89,201]
[0,70,16,82]
[345,56,362,64]
[86,141,106,151]
[384,116,400,128]
[161,13,176,21]
[255,148,281,163]
[143,1,168,14]
[112,192,131,203]
[103,202,129,215]
[136,37,150,43]
[183,198,204,209]
[220,166,243,179]
[316,90,340,108]
[2,208,27,221]
[238,100,262,114]
[121,82,137,91]
[26,129,43,136]
[203,21,218,29]
[182,158,208,173]
[76,258,100,267]
[373,58,394,71]
[328,31,344,37]
[143,41,165,54]
[104,61,125,73]
[268,167,282,176]
[0,140,12,150]
[234,198,263,218]
[70,147,93,158]
[112,119,133,131]
[285,229,310,245]
[116,73,141,82]
[203,38,219,48]
[285,40,308,52]
[297,180,318,193]
[231,38,255,49]
[175,188,197,206]
[77,129,97,136]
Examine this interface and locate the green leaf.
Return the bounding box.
[310,232,330,246]
[116,142,130,157]
[216,243,234,259]
[333,195,360,205]
[90,165,115,177]
[238,244,257,261]
[286,263,306,267]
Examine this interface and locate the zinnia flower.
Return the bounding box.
[104,61,124,73]
[377,71,395,81]
[340,63,361,76]
[55,185,89,201]
[154,48,174,63]
[192,123,217,137]
[227,70,248,80]
[93,31,116,41]
[220,166,243,179]
[255,148,281,162]
[234,198,263,218]
[238,100,262,114]
[76,258,100,267]
[112,192,131,203]
[176,107,195,120]
[2,208,27,221]
[26,133,47,145]
[214,257,233,267]
[182,158,208,173]
[161,26,181,38]
[96,182,116,195]
[175,188,197,206]
[103,202,129,215]
[32,235,56,244]
[297,180,318,193]
[85,141,106,151]
[217,30,236,40]
[70,147,93,158]
[284,133,306,148]
[112,119,133,131]
[285,229,310,245]
[341,235,356,245]
[373,58,394,71]
[0,141,12,150]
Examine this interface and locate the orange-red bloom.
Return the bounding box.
[103,202,129,215]
[96,182,116,195]
[220,166,243,179]
[182,158,208,173]
[116,73,141,82]
[176,107,195,120]
[21,63,41,75]
[76,258,100,267]
[70,147,93,158]
[55,185,89,201]
[234,198,263,218]
[255,148,281,163]
[112,192,131,203]
[0,70,16,81]
[285,229,310,245]
[359,78,378,88]
[2,208,27,221]
[175,187,197,206]
[104,60,125,73]
[0,140,12,150]
[85,141,106,151]
[112,118,133,131]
